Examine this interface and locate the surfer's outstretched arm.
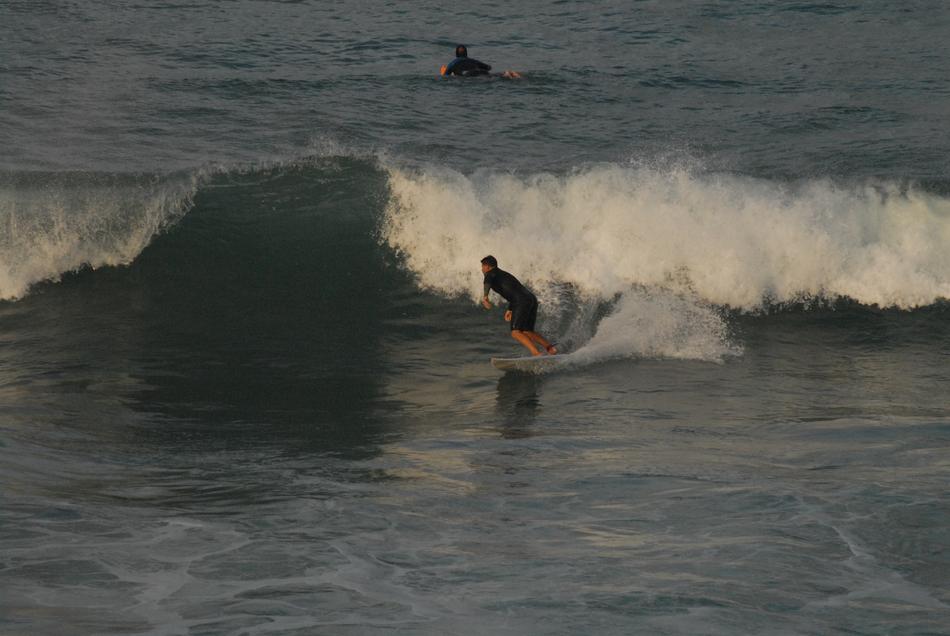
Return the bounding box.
[482,282,493,309]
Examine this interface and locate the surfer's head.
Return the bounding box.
[481,255,497,273]
[455,45,468,58]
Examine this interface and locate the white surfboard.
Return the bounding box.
[490,353,566,372]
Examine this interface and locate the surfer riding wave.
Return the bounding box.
[481,255,557,356]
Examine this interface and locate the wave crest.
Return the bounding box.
[0,170,204,301]
[383,163,950,311]
[382,162,950,362]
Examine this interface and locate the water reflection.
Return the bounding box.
[495,372,543,437]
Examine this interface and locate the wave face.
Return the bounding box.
[5,157,950,366]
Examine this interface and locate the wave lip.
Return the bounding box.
[0,170,204,301]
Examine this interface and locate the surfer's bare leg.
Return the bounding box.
[527,332,557,354]
[511,330,542,356]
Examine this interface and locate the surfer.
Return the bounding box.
[481,255,557,356]
[440,45,522,78]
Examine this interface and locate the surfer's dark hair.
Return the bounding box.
[456,44,468,57]
[481,255,497,267]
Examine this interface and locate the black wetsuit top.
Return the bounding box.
[483,267,536,309]
[444,55,491,76]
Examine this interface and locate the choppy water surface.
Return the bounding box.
[2,1,950,634]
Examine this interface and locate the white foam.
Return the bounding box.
[0,170,205,301]
[382,162,950,361]
[567,289,738,363]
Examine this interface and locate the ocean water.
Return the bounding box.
[2,1,950,634]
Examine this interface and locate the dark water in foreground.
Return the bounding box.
[3,1,950,634]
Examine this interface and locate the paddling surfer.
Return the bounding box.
[441,45,522,78]
[481,255,557,356]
